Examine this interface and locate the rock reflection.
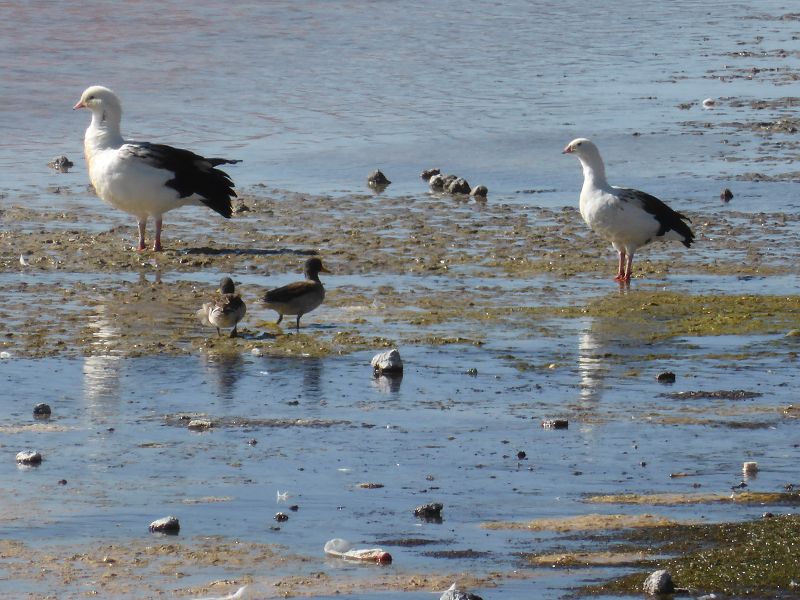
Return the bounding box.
[371,372,403,394]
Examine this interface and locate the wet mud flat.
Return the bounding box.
[1,176,800,600]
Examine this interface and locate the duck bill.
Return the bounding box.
[561,145,573,154]
[73,101,86,110]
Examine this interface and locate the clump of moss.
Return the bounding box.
[582,514,800,597]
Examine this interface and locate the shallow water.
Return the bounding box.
[2,1,800,599]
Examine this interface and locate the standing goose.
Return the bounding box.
[263,258,329,330]
[197,277,246,338]
[74,85,239,251]
[562,138,694,282]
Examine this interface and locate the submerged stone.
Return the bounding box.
[656,371,676,383]
[542,419,569,429]
[470,184,488,197]
[446,177,471,194]
[440,583,484,600]
[414,502,443,522]
[420,167,441,180]
[367,169,391,187]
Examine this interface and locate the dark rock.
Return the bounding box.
[149,516,180,534]
[440,583,484,600]
[643,569,674,595]
[420,168,441,181]
[517,451,527,460]
[58,479,68,485]
[47,155,74,173]
[367,169,391,187]
[446,177,471,194]
[33,403,52,417]
[542,419,569,429]
[414,502,443,522]
[721,187,734,203]
[656,371,676,383]
[274,512,289,522]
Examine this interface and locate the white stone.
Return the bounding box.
[371,349,403,373]
[16,450,42,465]
[643,569,674,595]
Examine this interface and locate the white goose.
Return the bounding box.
[563,138,694,282]
[74,85,239,251]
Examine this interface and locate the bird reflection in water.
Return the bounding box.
[199,352,246,403]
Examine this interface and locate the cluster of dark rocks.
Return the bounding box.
[421,168,487,198]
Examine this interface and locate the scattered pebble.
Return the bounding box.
[517,451,527,460]
[148,516,180,533]
[187,418,214,430]
[643,569,675,595]
[251,347,264,357]
[0,351,11,360]
[743,461,759,475]
[702,98,716,108]
[542,419,569,429]
[58,479,67,485]
[47,155,74,172]
[33,403,52,417]
[367,169,391,188]
[469,184,488,197]
[720,187,733,203]
[274,512,289,522]
[656,371,676,383]
[414,502,443,521]
[371,348,403,374]
[16,450,42,465]
[357,482,384,489]
[420,167,441,180]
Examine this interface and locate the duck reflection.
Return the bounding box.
[199,352,246,402]
[83,303,123,412]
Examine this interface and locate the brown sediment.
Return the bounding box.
[585,491,800,505]
[481,513,682,532]
[523,550,651,567]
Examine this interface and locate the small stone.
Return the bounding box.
[446,177,471,194]
[247,438,258,446]
[187,419,213,430]
[357,482,384,489]
[58,479,68,485]
[656,371,676,383]
[414,502,443,521]
[469,184,488,197]
[16,450,42,465]
[367,169,391,187]
[643,569,675,595]
[440,583,484,600]
[428,174,447,190]
[720,188,733,203]
[274,512,289,522]
[785,329,800,338]
[33,403,52,417]
[702,98,716,108]
[149,516,180,533]
[289,505,299,511]
[251,347,264,357]
[371,349,403,374]
[420,168,441,181]
[743,461,759,475]
[542,419,569,429]
[517,451,527,460]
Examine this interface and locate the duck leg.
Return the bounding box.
[275,314,283,325]
[623,252,635,282]
[295,314,302,331]
[230,326,238,338]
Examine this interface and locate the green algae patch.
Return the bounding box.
[482,513,681,533]
[586,491,800,506]
[562,292,800,341]
[581,514,800,597]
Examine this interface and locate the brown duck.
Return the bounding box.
[263,258,329,329]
